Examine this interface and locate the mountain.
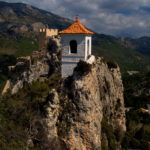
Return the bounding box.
[120,36,150,55]
[0,1,72,55]
[93,34,150,73]
[0,1,150,74]
[0,1,72,31]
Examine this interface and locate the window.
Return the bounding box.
[70,40,77,53]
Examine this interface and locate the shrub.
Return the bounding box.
[74,60,92,76]
[101,118,119,150]
[0,75,61,150]
[57,98,73,138]
[101,133,108,150]
[107,61,118,69]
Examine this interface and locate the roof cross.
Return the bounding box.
[75,15,79,22]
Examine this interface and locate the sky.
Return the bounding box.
[3,0,150,37]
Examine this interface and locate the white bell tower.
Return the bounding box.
[59,17,94,77]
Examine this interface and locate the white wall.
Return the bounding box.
[60,34,92,77]
[61,34,85,57]
[61,62,77,77]
[85,36,92,60]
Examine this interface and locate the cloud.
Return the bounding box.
[3,0,150,37]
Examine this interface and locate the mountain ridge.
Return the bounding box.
[0,1,150,73]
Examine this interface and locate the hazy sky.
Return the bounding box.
[3,0,150,37]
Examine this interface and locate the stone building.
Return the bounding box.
[40,28,58,37]
[39,28,58,50]
[59,17,94,77]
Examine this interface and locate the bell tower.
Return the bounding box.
[59,17,94,77]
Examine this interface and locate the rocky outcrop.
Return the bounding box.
[33,89,67,150]
[33,58,126,150]
[60,60,103,150]
[3,36,61,94]
[95,58,126,131]
[2,35,126,150]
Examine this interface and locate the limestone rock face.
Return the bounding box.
[95,58,126,132]
[36,58,126,150]
[61,64,103,150]
[33,89,67,150]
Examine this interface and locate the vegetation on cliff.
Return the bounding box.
[0,75,61,150]
[0,54,16,92]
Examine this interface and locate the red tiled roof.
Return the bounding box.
[59,17,94,35]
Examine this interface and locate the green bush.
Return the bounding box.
[123,109,150,150]
[63,76,73,89]
[107,61,118,69]
[101,119,119,150]
[74,60,92,76]
[57,98,73,138]
[0,54,17,94]
[0,76,61,149]
[101,133,109,150]
[125,94,150,108]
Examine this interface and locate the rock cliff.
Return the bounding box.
[35,58,126,150]
[3,36,61,94]
[30,59,125,149]
[2,36,126,150]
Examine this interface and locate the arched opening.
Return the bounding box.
[70,40,77,53]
